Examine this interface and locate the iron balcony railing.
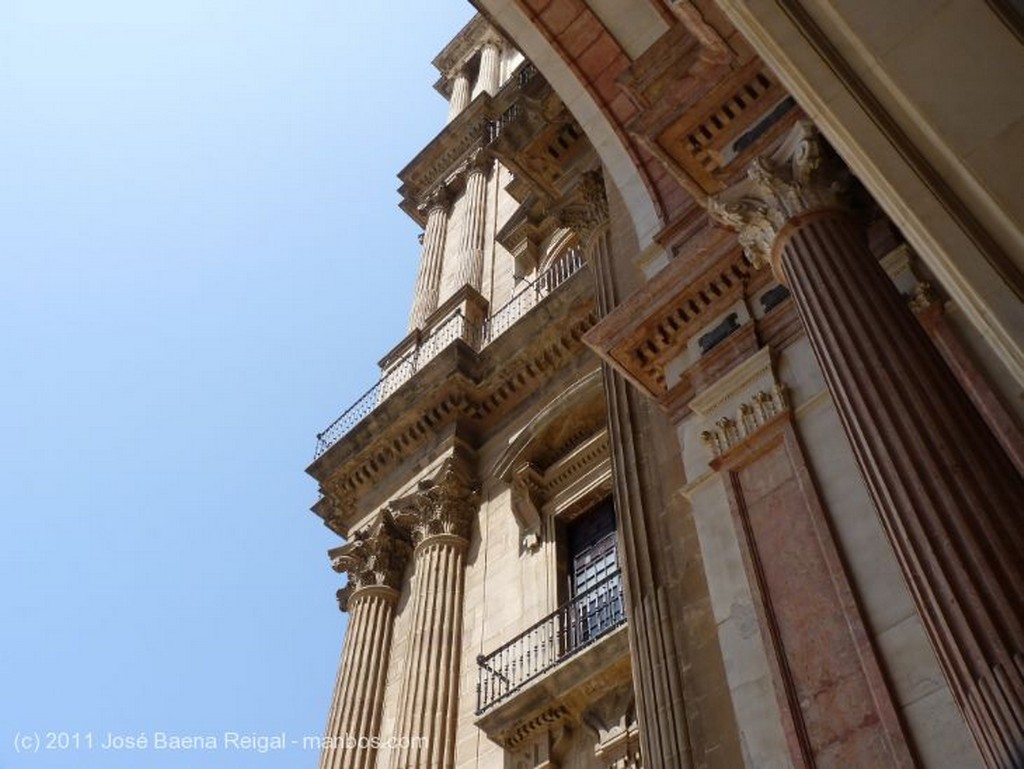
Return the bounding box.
[313,247,586,459]
[475,569,626,714]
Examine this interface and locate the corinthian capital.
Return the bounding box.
[389,457,479,545]
[329,512,412,610]
[708,122,849,269]
[558,169,610,245]
[419,183,453,217]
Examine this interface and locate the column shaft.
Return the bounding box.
[454,160,489,292]
[447,72,471,123]
[408,198,450,331]
[595,248,693,769]
[777,210,1024,769]
[320,587,400,769]
[478,42,501,96]
[389,534,467,769]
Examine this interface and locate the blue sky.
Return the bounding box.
[0,2,474,766]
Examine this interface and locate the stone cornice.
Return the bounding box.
[432,15,508,88]
[582,230,752,397]
[308,272,596,538]
[397,95,492,227]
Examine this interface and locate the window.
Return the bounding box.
[564,499,623,649]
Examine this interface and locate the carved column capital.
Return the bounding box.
[708,122,850,272]
[389,457,479,546]
[558,169,610,246]
[465,147,493,177]
[329,513,411,611]
[420,183,453,217]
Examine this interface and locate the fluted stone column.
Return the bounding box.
[561,171,694,769]
[320,517,411,769]
[453,150,490,292]
[388,458,478,769]
[710,122,1024,769]
[478,41,501,96]
[446,67,471,123]
[408,186,452,332]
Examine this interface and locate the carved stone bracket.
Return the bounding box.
[510,462,544,552]
[707,121,849,272]
[583,691,642,769]
[389,456,480,546]
[328,512,411,612]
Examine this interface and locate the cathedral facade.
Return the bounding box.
[307,3,1023,768]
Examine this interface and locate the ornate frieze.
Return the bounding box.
[389,456,479,545]
[700,385,788,458]
[707,121,849,271]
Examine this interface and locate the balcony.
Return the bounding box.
[314,246,586,459]
[475,570,626,714]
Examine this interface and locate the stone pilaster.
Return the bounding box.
[408,185,452,332]
[446,67,472,123]
[320,516,411,769]
[564,169,695,769]
[453,150,491,292]
[388,457,479,769]
[478,40,501,96]
[710,122,1024,769]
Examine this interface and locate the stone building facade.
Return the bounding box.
[307,4,1023,769]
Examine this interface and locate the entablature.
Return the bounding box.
[308,267,597,538]
[582,228,800,421]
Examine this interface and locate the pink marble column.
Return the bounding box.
[320,519,411,769]
[388,458,478,769]
[710,122,1024,769]
[408,186,452,332]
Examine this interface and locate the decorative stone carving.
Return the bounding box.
[509,462,543,551]
[909,280,940,313]
[584,691,642,769]
[558,170,610,246]
[700,385,788,457]
[329,512,411,611]
[319,484,355,537]
[389,456,479,546]
[420,182,454,216]
[499,705,571,750]
[707,121,849,271]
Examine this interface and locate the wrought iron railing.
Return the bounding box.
[314,311,467,458]
[313,247,586,459]
[482,245,584,345]
[484,62,538,143]
[475,570,625,714]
